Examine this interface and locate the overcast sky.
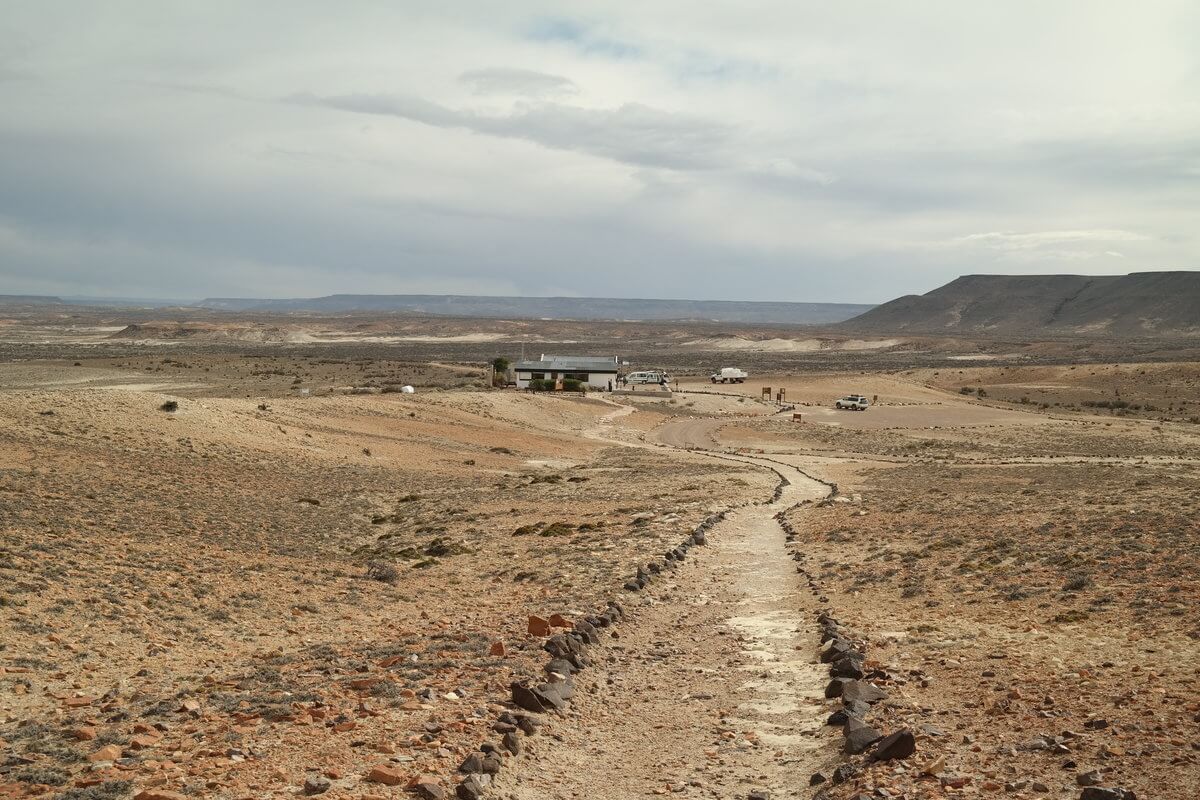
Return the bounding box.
[1,2,1197,303]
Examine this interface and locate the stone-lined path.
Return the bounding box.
[490,416,838,799]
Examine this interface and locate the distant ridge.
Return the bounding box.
[0,295,64,305]
[197,294,874,324]
[840,271,1200,336]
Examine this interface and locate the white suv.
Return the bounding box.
[835,395,869,411]
[624,371,670,385]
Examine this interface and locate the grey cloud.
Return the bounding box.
[290,92,734,171]
[459,68,578,97]
[2,3,1198,303]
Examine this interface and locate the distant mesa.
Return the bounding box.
[840,271,1200,336]
[197,294,874,325]
[0,294,64,306]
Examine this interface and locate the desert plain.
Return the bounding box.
[1,308,1197,800]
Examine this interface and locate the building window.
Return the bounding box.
[531,372,545,380]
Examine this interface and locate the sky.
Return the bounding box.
[1,2,1197,304]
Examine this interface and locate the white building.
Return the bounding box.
[513,355,620,390]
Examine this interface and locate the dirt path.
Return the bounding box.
[491,409,837,798]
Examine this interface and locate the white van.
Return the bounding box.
[624,370,671,385]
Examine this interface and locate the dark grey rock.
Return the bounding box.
[844,716,883,754]
[826,708,851,726]
[1079,789,1137,800]
[544,658,576,677]
[510,682,551,713]
[841,680,888,704]
[831,763,859,784]
[870,729,916,761]
[480,751,502,774]
[458,752,485,774]
[829,654,865,679]
[456,775,488,800]
[843,699,871,717]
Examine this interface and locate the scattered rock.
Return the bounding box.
[367,764,406,786]
[88,744,122,762]
[409,778,447,799]
[527,615,552,637]
[303,776,331,795]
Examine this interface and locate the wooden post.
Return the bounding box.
[761,386,771,400]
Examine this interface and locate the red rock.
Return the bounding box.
[63,696,95,708]
[134,791,188,800]
[89,744,123,762]
[527,615,551,637]
[366,765,406,785]
[489,641,506,657]
[129,735,160,750]
[350,677,380,690]
[73,726,98,741]
[333,721,357,732]
[548,613,572,628]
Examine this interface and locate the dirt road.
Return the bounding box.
[491,411,837,798]
[655,417,731,449]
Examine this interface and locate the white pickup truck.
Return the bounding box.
[710,367,748,384]
[835,395,870,411]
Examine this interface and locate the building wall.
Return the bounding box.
[515,370,615,390]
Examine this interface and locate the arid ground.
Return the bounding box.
[1,311,1197,800]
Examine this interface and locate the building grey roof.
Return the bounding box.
[514,355,619,372]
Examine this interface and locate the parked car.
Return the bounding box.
[624,370,671,385]
[710,367,748,384]
[835,395,869,410]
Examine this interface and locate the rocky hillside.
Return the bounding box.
[842,271,1200,336]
